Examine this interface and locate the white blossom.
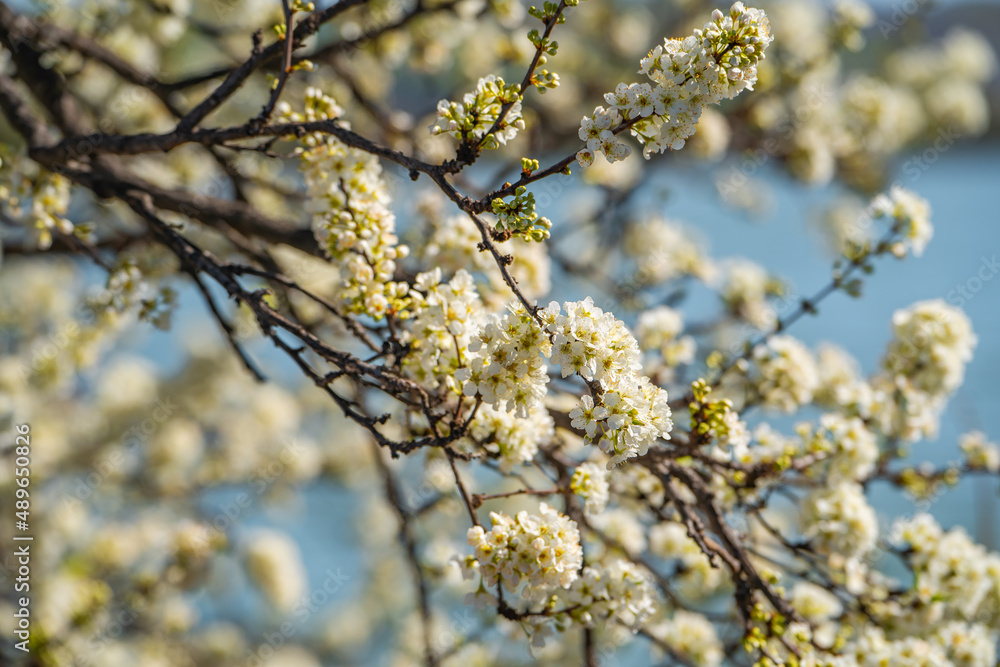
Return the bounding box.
[580,3,773,164]
[243,531,307,612]
[801,481,877,562]
[463,503,583,600]
[884,299,976,397]
[959,431,1000,473]
[544,297,673,466]
[870,186,933,258]
[571,461,610,515]
[650,611,724,666]
[751,335,820,412]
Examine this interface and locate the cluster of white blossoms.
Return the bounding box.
[0,158,85,251]
[543,298,674,467]
[456,298,672,466]
[431,75,525,149]
[464,402,554,471]
[100,259,177,331]
[278,88,410,319]
[552,559,657,631]
[461,503,583,601]
[848,623,997,667]
[789,580,842,635]
[883,299,976,398]
[402,268,483,392]
[798,412,879,482]
[636,305,696,367]
[813,343,878,418]
[622,216,715,286]
[886,28,997,136]
[242,530,308,612]
[592,507,648,555]
[863,299,977,441]
[731,423,798,470]
[570,461,610,515]
[808,298,978,444]
[869,186,933,258]
[455,303,551,418]
[800,480,877,564]
[739,5,994,189]
[719,258,783,329]
[650,610,724,667]
[959,431,1000,472]
[893,514,1000,627]
[750,334,820,412]
[577,2,773,165]
[687,379,752,461]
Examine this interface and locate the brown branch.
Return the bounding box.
[173,0,369,132]
[188,269,267,382]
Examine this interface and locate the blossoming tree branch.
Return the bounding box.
[0,0,998,665]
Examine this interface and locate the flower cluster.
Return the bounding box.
[554,559,657,631]
[883,299,976,398]
[544,298,674,467]
[800,480,877,564]
[718,258,784,329]
[959,431,1000,472]
[790,580,842,626]
[431,75,524,149]
[798,412,879,482]
[886,28,996,136]
[893,514,1000,627]
[622,217,715,286]
[278,89,410,319]
[689,379,751,458]
[849,623,997,667]
[870,186,933,258]
[813,343,878,418]
[456,298,672,466]
[577,2,773,165]
[650,611,724,667]
[749,334,820,412]
[99,259,177,330]
[0,159,88,251]
[570,461,610,515]
[402,268,484,392]
[465,402,554,471]
[418,205,552,305]
[242,530,307,612]
[462,503,583,601]
[456,303,551,418]
[636,306,696,367]
[490,186,553,242]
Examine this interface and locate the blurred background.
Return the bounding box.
[1,0,1000,664]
